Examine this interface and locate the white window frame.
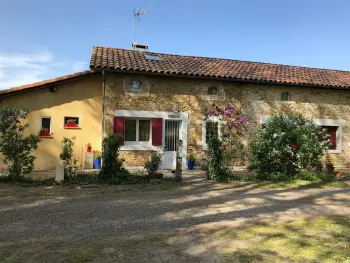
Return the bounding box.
[39,116,52,135]
[63,116,80,128]
[124,118,152,146]
[202,115,223,150]
[260,116,345,154]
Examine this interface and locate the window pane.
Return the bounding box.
[323,126,338,150]
[206,122,218,143]
[125,119,137,141]
[281,92,290,101]
[208,87,218,95]
[41,117,51,132]
[131,80,142,91]
[139,120,150,141]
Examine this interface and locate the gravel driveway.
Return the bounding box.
[0,173,349,263]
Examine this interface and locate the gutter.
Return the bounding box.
[101,70,106,153]
[91,68,350,91]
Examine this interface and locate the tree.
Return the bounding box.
[0,107,40,180]
[249,114,330,177]
[99,133,128,184]
[59,137,79,179]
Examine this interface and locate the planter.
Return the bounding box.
[188,160,194,170]
[93,159,101,169]
[87,148,92,153]
[65,123,79,128]
[154,172,163,179]
[327,166,335,173]
[39,132,51,137]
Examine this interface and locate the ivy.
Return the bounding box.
[99,133,130,184]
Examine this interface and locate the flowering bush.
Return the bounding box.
[248,114,330,178]
[204,104,249,180]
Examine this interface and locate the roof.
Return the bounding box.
[90,46,350,89]
[0,70,96,97]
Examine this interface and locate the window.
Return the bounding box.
[131,80,143,92]
[206,121,219,142]
[322,126,338,150]
[208,86,219,96]
[124,119,151,143]
[64,116,79,128]
[144,53,161,61]
[39,116,51,136]
[281,92,290,101]
[202,120,220,149]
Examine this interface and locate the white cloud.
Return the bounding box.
[0,50,87,89]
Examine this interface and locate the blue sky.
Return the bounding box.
[1,0,350,89]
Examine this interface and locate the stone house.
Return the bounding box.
[1,45,350,173]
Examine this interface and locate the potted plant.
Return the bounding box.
[187,154,196,170]
[86,143,92,152]
[65,118,79,128]
[326,161,335,173]
[39,127,51,137]
[93,150,101,169]
[325,155,335,173]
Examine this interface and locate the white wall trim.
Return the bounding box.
[202,116,223,150]
[115,110,190,168]
[39,116,52,133]
[260,115,346,154]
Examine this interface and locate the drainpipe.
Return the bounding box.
[101,70,106,164]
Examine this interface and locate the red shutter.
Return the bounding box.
[326,126,337,150]
[152,118,163,146]
[114,117,124,145]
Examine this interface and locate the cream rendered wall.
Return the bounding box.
[0,75,102,170]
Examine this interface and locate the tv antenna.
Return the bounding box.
[133,8,148,43]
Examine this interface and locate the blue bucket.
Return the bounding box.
[93,159,101,169]
[188,160,194,170]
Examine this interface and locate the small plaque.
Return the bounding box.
[168,114,180,119]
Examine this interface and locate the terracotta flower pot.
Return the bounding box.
[154,173,163,179]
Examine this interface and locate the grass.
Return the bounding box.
[217,216,350,263]
[247,179,350,190]
[1,217,348,263]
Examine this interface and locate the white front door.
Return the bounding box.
[162,120,181,169]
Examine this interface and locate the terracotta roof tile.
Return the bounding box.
[90,46,350,89]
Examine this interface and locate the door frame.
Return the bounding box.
[115,110,190,168]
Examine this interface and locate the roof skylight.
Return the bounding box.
[144,53,161,61]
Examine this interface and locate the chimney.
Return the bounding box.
[132,42,149,52]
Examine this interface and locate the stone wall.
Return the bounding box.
[105,72,350,168]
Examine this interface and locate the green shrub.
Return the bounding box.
[0,107,40,181]
[144,148,163,176]
[207,137,228,181]
[249,114,330,179]
[99,133,130,184]
[59,137,79,180]
[299,170,333,182]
